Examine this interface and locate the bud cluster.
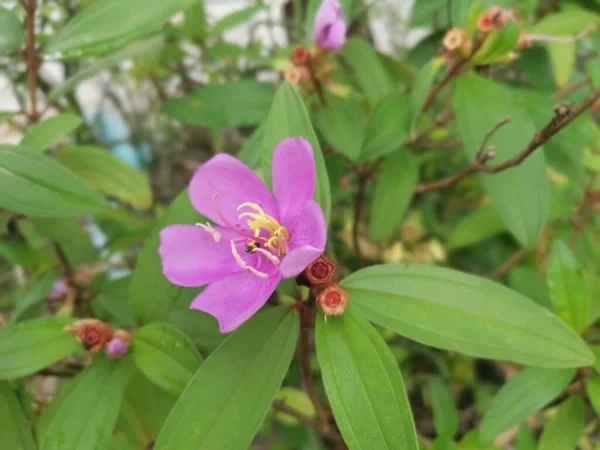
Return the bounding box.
[64,319,131,358]
[284,45,336,95]
[303,255,348,316]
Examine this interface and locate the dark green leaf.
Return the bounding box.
[237,124,265,169]
[20,114,82,151]
[429,377,459,440]
[261,82,331,222]
[44,0,202,58]
[454,75,549,246]
[32,217,97,264]
[508,266,552,310]
[0,6,24,53]
[0,317,80,379]
[91,277,136,327]
[360,93,411,162]
[37,357,134,449]
[316,309,419,450]
[343,264,594,367]
[313,95,365,161]
[162,81,274,128]
[546,240,589,333]
[410,57,444,133]
[154,307,299,450]
[132,323,203,396]
[480,367,575,442]
[0,381,36,450]
[585,374,600,416]
[0,145,108,218]
[56,145,153,210]
[130,189,201,324]
[538,397,585,450]
[343,37,397,105]
[369,151,418,240]
[448,205,505,251]
[9,272,58,325]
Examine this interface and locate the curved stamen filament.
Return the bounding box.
[229,241,268,279]
[195,222,221,243]
[255,248,280,266]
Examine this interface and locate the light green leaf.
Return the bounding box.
[529,9,599,36]
[132,323,203,396]
[55,145,153,210]
[360,93,411,162]
[49,36,164,100]
[20,114,82,151]
[369,151,418,241]
[316,309,419,450]
[154,307,299,450]
[9,272,58,325]
[37,357,133,450]
[508,266,552,310]
[44,0,202,58]
[91,277,136,327]
[343,264,594,367]
[208,4,263,36]
[410,57,444,133]
[261,82,331,222]
[343,37,397,105]
[448,205,505,251]
[0,381,37,450]
[515,425,536,450]
[0,7,24,53]
[472,20,520,65]
[429,377,459,440]
[313,95,365,161]
[32,217,97,265]
[546,240,589,333]
[454,74,549,246]
[130,190,201,324]
[538,397,585,450]
[162,81,275,129]
[585,374,600,416]
[274,387,316,426]
[0,317,80,379]
[0,145,108,218]
[547,42,575,88]
[479,367,575,442]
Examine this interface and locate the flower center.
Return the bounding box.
[237,202,289,257]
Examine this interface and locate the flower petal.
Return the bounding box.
[159,224,255,287]
[272,137,316,232]
[189,270,281,333]
[189,153,277,229]
[312,0,346,50]
[279,200,327,278]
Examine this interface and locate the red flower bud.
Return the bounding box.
[306,255,336,286]
[291,45,311,66]
[65,319,113,353]
[317,284,348,316]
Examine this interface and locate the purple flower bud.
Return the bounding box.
[312,0,346,50]
[106,337,129,358]
[47,278,68,301]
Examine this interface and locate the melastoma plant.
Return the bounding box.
[2,0,600,449]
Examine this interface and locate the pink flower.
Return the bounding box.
[159,137,327,333]
[313,0,346,50]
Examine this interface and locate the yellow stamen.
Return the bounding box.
[237,202,290,256]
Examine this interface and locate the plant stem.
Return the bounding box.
[21,0,39,122]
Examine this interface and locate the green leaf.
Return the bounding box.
[0,145,108,218]
[448,205,505,251]
[538,397,585,450]
[546,240,589,333]
[0,381,36,450]
[343,264,594,367]
[360,93,411,162]
[91,277,136,327]
[44,0,202,58]
[585,374,600,416]
[454,74,549,246]
[130,190,200,324]
[409,57,445,133]
[154,307,299,450]
[32,217,97,264]
[316,309,418,450]
[0,317,80,379]
[515,425,536,450]
[237,123,265,169]
[369,151,418,241]
[20,114,82,151]
[508,266,552,310]
[313,95,365,161]
[0,6,24,53]
[343,37,397,105]
[472,20,520,65]
[55,145,153,210]
[49,36,164,100]
[9,272,58,325]
[529,9,599,36]
[547,42,575,88]
[132,323,203,396]
[429,377,459,440]
[208,4,263,36]
[274,387,316,426]
[162,80,275,129]
[479,367,575,442]
[37,357,133,450]
[261,82,331,222]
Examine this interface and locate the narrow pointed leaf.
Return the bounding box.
[0,381,36,450]
[538,397,585,450]
[0,7,24,53]
[20,113,82,151]
[429,377,459,440]
[316,309,419,450]
[343,264,594,367]
[410,57,444,132]
[0,317,80,379]
[132,323,203,396]
[154,307,299,450]
[480,367,575,442]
